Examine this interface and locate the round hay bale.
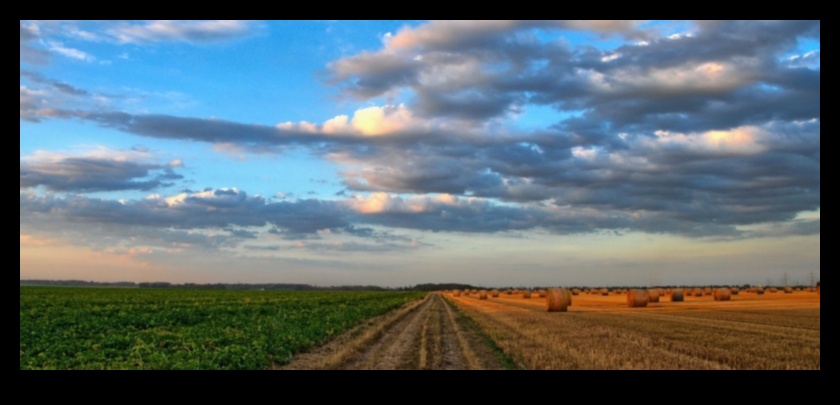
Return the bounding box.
[693,289,704,297]
[479,291,488,300]
[704,288,712,295]
[538,290,547,298]
[756,288,765,295]
[784,287,793,294]
[522,291,532,299]
[731,288,740,296]
[601,289,610,296]
[571,289,580,296]
[647,289,661,303]
[714,288,731,302]
[769,288,778,293]
[627,290,649,308]
[816,282,820,297]
[491,290,500,298]
[453,291,461,298]
[505,290,513,296]
[546,288,571,312]
[671,290,685,302]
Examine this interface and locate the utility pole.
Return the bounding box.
[810,273,815,288]
[783,273,789,287]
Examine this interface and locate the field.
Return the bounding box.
[20,286,820,370]
[19,287,424,370]
[446,290,820,370]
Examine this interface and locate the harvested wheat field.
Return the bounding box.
[445,290,820,370]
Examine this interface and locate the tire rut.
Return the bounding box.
[280,293,506,370]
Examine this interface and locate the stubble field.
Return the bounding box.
[445,290,820,370]
[20,286,819,370]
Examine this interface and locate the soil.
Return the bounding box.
[278,293,506,370]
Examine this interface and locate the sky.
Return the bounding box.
[20,20,820,287]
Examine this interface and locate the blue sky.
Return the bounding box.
[20,20,820,287]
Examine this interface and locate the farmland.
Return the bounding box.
[19,287,424,370]
[20,286,820,370]
[445,290,820,370]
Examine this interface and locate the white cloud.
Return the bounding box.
[284,104,421,137]
[349,192,465,214]
[46,41,95,61]
[107,20,255,44]
[649,126,767,155]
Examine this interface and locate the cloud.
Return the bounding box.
[19,86,77,123]
[106,20,257,44]
[20,148,183,192]
[20,69,88,96]
[327,20,819,130]
[20,21,819,244]
[45,40,95,61]
[20,22,49,64]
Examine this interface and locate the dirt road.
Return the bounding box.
[279,293,506,370]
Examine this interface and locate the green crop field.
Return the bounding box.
[20,287,425,370]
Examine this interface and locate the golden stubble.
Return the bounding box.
[448,291,820,370]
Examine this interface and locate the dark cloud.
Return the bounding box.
[20,21,820,244]
[20,190,349,236]
[20,69,89,96]
[20,154,183,192]
[328,20,819,132]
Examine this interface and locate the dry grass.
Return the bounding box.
[448,292,819,370]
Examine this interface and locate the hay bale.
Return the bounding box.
[505,290,513,296]
[731,288,740,296]
[571,289,580,296]
[693,289,704,297]
[756,288,765,295]
[671,290,684,302]
[453,291,461,298]
[538,290,547,298]
[647,289,661,303]
[522,291,532,299]
[479,291,488,300]
[627,290,649,308]
[601,289,610,296]
[491,290,500,298]
[546,288,571,312]
[714,288,731,302]
[769,288,778,293]
[784,287,793,294]
[704,288,712,295]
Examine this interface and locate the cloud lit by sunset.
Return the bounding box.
[20,20,820,287]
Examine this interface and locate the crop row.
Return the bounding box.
[20,287,425,370]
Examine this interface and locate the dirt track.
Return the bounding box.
[279,293,505,370]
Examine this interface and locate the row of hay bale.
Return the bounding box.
[625,287,735,308]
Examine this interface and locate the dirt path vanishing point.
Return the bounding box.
[278,293,506,370]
